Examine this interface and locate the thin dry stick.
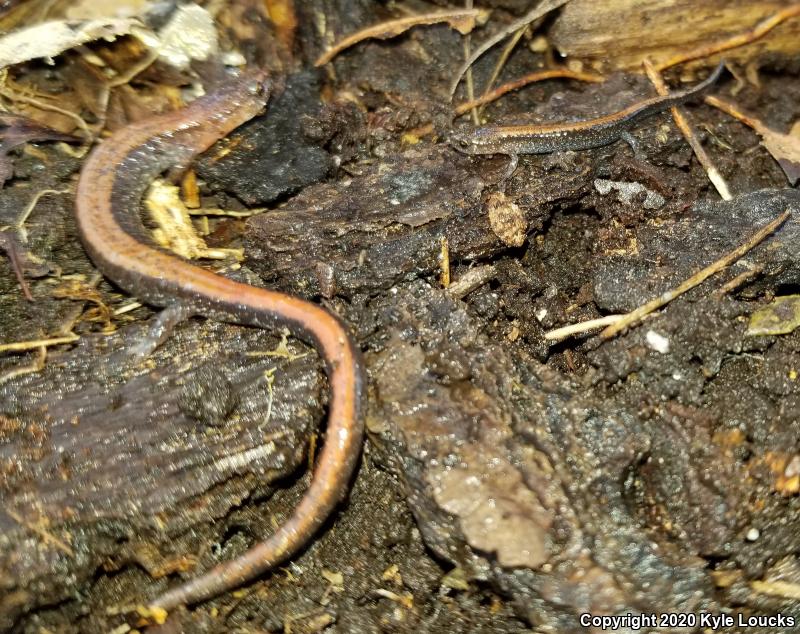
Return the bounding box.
[439,236,450,288]
[0,231,32,300]
[643,59,731,200]
[703,94,754,124]
[464,37,479,125]
[600,210,792,339]
[447,264,496,300]
[0,86,90,139]
[544,314,625,342]
[475,24,527,119]
[463,0,479,125]
[0,333,79,353]
[656,3,800,71]
[91,49,160,140]
[704,94,800,186]
[108,49,160,90]
[315,9,489,66]
[463,67,604,114]
[0,344,46,384]
[114,301,143,316]
[15,188,71,242]
[449,0,572,97]
[6,508,74,556]
[713,264,764,297]
[409,68,603,137]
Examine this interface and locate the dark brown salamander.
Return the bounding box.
[449,61,725,156]
[75,71,365,611]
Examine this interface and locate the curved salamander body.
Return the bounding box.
[75,71,365,610]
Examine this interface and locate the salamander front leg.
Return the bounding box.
[620,131,644,160]
[502,152,519,180]
[127,302,195,359]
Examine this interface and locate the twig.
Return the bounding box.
[447,264,496,300]
[466,67,603,116]
[439,236,450,288]
[260,367,276,432]
[315,9,490,66]
[15,187,71,242]
[643,60,731,200]
[600,210,791,339]
[449,0,572,97]
[462,0,479,126]
[0,344,46,384]
[6,508,74,556]
[409,68,603,138]
[656,4,800,71]
[53,273,107,336]
[704,93,800,186]
[544,315,625,342]
[91,49,160,140]
[0,333,79,353]
[187,207,266,217]
[475,24,527,119]
[713,264,764,297]
[703,94,756,126]
[114,301,143,316]
[0,92,90,139]
[0,231,32,300]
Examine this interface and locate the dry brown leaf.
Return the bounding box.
[760,120,800,185]
[706,95,800,185]
[0,18,141,69]
[0,113,77,186]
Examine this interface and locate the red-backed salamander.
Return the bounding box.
[75,70,366,611]
[449,61,724,159]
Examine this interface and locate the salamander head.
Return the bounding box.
[447,127,497,155]
[239,68,271,100]
[200,68,273,129]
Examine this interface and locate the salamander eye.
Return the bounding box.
[448,132,473,151]
[246,80,268,97]
[240,70,270,97]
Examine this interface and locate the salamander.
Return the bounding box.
[449,61,724,156]
[75,70,366,611]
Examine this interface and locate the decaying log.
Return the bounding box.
[0,319,324,630]
[550,0,800,71]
